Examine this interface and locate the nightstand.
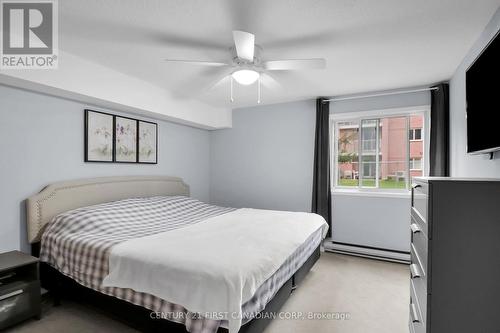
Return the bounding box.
[0,251,41,330]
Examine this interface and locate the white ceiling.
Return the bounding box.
[59,0,500,108]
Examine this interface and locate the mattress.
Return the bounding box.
[40,196,323,333]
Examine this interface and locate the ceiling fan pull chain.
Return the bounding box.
[257,75,261,104]
[230,76,234,103]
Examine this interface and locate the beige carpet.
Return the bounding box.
[7,253,409,333]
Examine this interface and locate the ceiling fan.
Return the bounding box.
[164,30,326,103]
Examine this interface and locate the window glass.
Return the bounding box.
[379,117,408,189]
[414,128,422,140]
[409,128,422,141]
[360,119,378,188]
[334,113,425,190]
[410,158,422,170]
[409,115,424,182]
[337,121,359,187]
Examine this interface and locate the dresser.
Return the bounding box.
[0,251,41,330]
[409,177,500,333]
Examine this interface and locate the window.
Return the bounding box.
[409,128,422,141]
[336,121,359,187]
[333,112,426,191]
[410,158,422,170]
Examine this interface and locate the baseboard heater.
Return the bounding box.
[324,241,410,264]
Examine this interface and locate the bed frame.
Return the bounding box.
[27,176,321,333]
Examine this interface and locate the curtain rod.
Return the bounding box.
[323,87,439,103]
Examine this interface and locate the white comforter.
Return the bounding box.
[102,208,328,333]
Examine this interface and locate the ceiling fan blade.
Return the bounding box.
[164,59,229,67]
[232,30,255,62]
[202,67,235,93]
[264,58,326,71]
[260,73,284,91]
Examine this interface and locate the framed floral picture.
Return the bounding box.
[138,121,158,164]
[115,116,138,163]
[85,110,114,162]
[84,110,158,164]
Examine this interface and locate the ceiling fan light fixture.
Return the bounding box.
[232,69,260,85]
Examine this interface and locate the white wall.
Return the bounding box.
[331,194,411,251]
[0,85,211,253]
[0,51,232,130]
[210,100,316,212]
[331,88,431,114]
[449,6,500,176]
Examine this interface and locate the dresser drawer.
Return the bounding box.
[411,182,428,225]
[411,208,429,239]
[410,261,428,322]
[410,245,425,278]
[410,226,428,277]
[0,280,40,330]
[410,280,426,332]
[409,317,426,333]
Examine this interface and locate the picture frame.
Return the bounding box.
[84,110,158,164]
[84,110,114,162]
[115,116,138,163]
[138,120,158,164]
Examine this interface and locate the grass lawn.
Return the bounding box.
[338,178,407,189]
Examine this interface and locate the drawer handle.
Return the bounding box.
[410,223,421,234]
[410,303,420,323]
[410,264,421,279]
[0,272,16,281]
[0,289,23,301]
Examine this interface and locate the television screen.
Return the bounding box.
[466,30,500,154]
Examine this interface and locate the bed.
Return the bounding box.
[27,176,328,333]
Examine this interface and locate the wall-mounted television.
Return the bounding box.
[466,30,500,154]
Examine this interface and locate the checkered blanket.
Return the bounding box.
[40,196,322,333]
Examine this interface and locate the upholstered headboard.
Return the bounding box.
[26,176,190,243]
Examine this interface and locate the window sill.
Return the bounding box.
[331,188,411,199]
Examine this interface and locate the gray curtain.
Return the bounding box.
[429,83,450,177]
[312,98,332,236]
